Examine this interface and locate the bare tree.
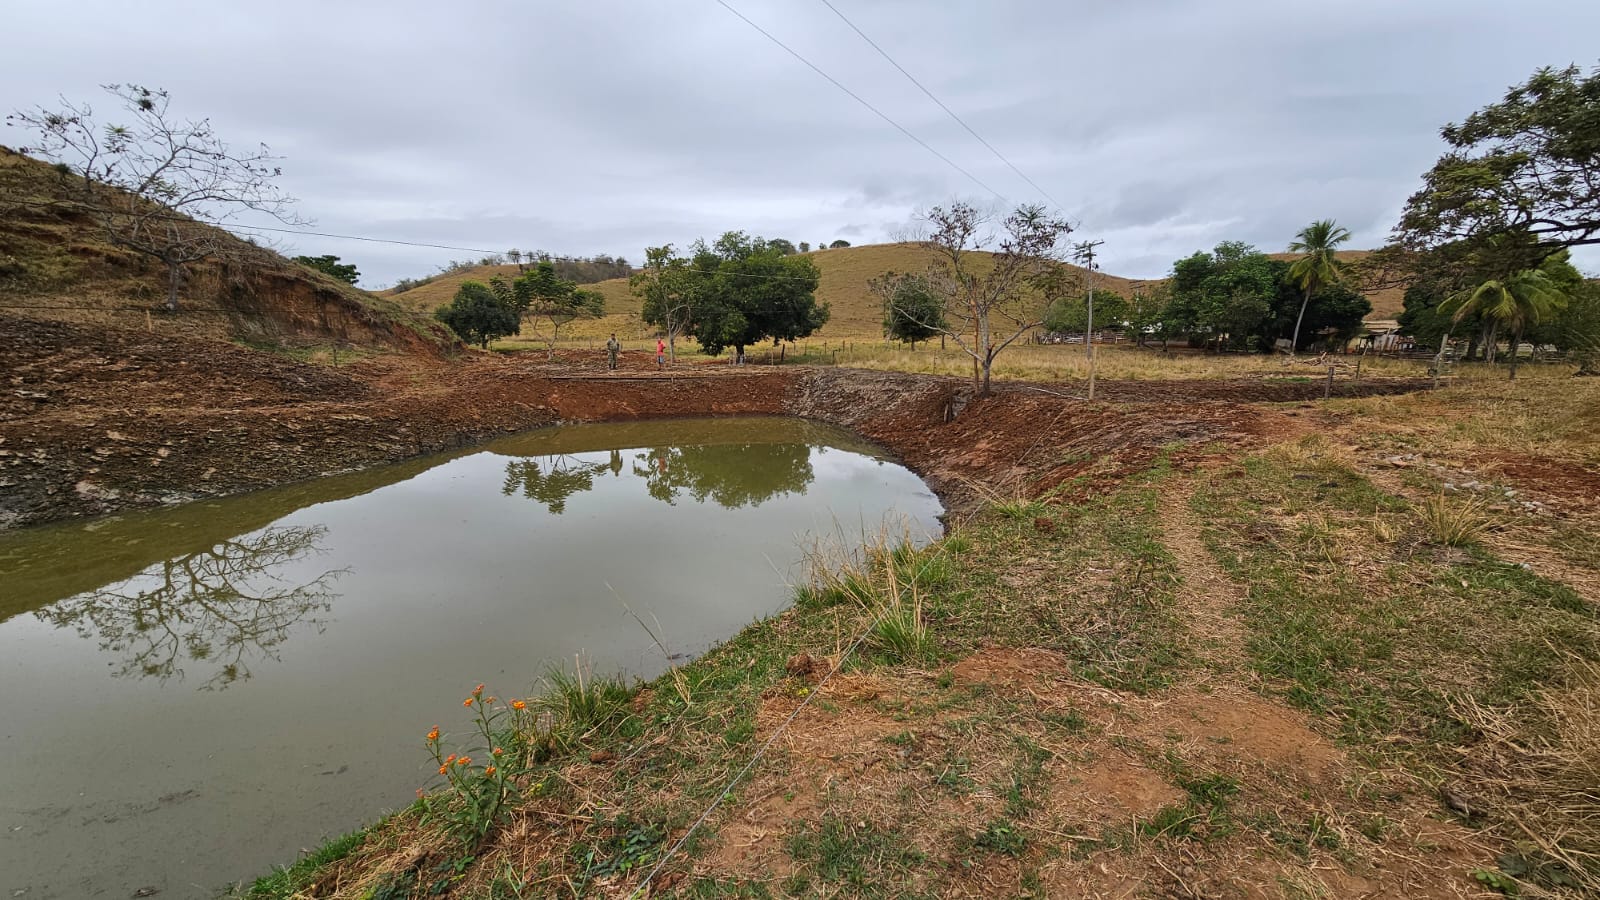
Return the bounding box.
[35,525,342,690]
[897,201,1073,395]
[9,83,302,310]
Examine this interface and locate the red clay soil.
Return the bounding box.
[0,316,1429,530]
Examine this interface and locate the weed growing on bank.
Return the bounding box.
[421,684,545,846]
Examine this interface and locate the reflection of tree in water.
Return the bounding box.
[633,444,814,508]
[501,454,617,513]
[501,445,817,512]
[34,525,343,690]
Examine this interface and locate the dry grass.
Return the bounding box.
[1327,371,1600,465]
[1419,491,1492,546]
[1455,657,1600,896]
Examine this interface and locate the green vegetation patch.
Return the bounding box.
[1191,442,1599,756]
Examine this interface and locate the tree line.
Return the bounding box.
[391,251,635,294]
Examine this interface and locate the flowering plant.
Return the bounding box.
[422,683,537,844]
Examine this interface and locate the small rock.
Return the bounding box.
[106,430,128,441]
[588,750,616,764]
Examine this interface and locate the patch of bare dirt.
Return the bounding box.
[1043,750,1185,830]
[1156,483,1250,666]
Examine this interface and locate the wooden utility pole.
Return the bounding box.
[1074,240,1104,401]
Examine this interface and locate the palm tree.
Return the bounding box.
[1285,219,1352,355]
[1442,268,1568,380]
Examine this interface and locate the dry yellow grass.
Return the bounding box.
[807,341,1431,383]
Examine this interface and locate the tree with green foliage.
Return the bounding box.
[1044,290,1129,334]
[434,280,522,349]
[1548,281,1600,375]
[829,239,851,249]
[909,202,1073,395]
[1165,242,1278,352]
[292,254,359,284]
[767,238,797,256]
[632,245,696,362]
[869,272,944,349]
[1441,260,1571,379]
[1270,277,1371,352]
[1397,64,1600,257]
[1285,220,1352,355]
[1126,285,1173,349]
[682,232,827,359]
[798,241,811,253]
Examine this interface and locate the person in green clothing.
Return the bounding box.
[606,333,620,370]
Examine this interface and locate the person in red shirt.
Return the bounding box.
[656,338,666,369]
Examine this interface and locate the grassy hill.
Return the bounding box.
[0,147,454,355]
[392,243,1144,341]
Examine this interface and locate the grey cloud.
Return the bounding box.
[4,0,1598,287]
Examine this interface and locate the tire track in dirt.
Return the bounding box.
[1157,480,1250,669]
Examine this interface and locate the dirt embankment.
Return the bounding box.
[0,317,1431,530]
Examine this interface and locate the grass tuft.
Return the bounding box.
[1419,491,1491,546]
[540,656,633,735]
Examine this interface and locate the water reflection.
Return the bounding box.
[501,453,618,513]
[33,525,343,689]
[500,443,821,512]
[633,444,815,507]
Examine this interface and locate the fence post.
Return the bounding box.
[1324,366,1334,399]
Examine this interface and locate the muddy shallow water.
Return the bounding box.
[0,417,942,899]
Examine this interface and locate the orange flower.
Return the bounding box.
[484,766,497,777]
[511,700,527,710]
[445,754,457,764]
[485,697,496,704]
[426,728,440,741]
[492,747,503,757]
[473,683,485,696]
[463,697,474,707]
[438,765,448,775]
[458,756,471,766]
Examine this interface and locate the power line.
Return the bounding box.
[713,0,1007,204]
[816,0,1062,210]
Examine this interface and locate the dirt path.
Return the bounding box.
[1157,480,1249,669]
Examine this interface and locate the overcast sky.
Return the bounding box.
[7,0,1599,287]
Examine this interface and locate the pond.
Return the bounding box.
[0,417,943,899]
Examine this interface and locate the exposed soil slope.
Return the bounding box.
[0,147,454,355]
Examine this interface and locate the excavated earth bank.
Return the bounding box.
[0,314,1432,530]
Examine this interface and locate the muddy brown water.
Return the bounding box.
[0,417,943,899]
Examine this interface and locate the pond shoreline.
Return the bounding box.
[0,330,1431,532]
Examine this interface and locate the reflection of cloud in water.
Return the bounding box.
[34,525,343,690]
